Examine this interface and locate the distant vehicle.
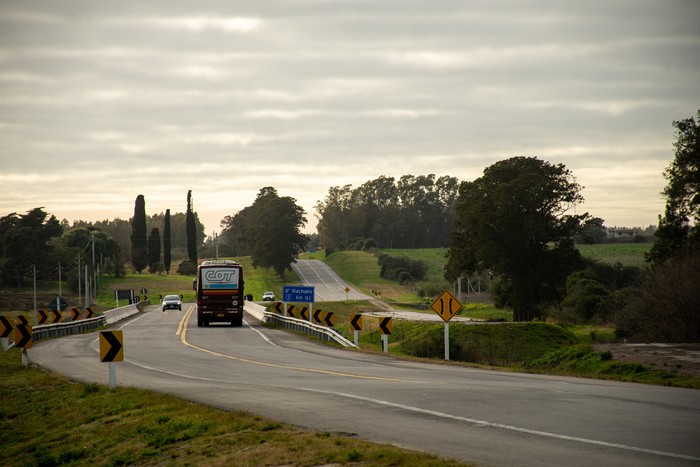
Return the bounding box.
[196,260,244,327]
[162,294,182,311]
[262,291,275,301]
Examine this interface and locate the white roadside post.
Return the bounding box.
[444,323,450,361]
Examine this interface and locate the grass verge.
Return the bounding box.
[0,347,468,466]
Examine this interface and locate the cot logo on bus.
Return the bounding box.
[204,270,236,283]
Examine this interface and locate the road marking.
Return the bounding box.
[246,319,281,348]
[177,305,422,382]
[299,387,700,463]
[176,305,194,337]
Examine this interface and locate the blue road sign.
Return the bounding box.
[283,286,315,303]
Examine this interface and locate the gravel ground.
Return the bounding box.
[593,343,700,377]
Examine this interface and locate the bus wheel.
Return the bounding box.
[197,318,203,327]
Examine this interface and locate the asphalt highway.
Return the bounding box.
[30,304,700,466]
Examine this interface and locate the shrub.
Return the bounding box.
[176,260,197,275]
[377,254,426,282]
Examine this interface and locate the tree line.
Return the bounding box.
[0,190,207,289]
[315,174,459,253]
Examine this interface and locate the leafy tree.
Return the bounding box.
[619,111,700,341]
[315,184,356,252]
[90,218,131,266]
[0,208,63,286]
[615,254,700,342]
[446,157,587,321]
[130,195,148,273]
[561,272,612,323]
[648,110,700,263]
[186,190,197,264]
[147,227,161,273]
[237,187,308,277]
[575,217,607,244]
[163,209,171,274]
[220,206,253,257]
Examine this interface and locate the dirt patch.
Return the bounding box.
[593,343,700,377]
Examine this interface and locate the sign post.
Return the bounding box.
[99,330,124,389]
[14,317,32,367]
[431,290,463,361]
[350,314,362,346]
[379,317,392,353]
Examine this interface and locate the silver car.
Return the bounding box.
[162,294,182,311]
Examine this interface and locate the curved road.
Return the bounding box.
[30,305,700,466]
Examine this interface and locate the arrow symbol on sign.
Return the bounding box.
[0,316,13,338]
[323,312,334,327]
[313,309,322,324]
[15,324,32,348]
[379,317,392,335]
[37,310,48,324]
[350,314,362,331]
[51,309,61,323]
[102,331,123,362]
[299,306,308,321]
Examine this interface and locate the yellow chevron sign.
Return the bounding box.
[99,330,124,362]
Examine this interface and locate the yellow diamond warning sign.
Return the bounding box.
[431,290,462,323]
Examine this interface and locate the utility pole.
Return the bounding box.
[85,264,89,307]
[33,264,37,323]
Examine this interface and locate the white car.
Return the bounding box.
[262,291,275,301]
[162,294,182,311]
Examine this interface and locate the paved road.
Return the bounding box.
[292,259,480,323]
[30,305,700,466]
[291,259,371,301]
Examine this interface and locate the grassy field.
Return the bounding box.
[575,243,652,267]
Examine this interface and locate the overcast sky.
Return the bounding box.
[1,1,699,236]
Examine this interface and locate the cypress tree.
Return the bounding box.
[186,190,197,264]
[147,227,161,273]
[163,209,171,274]
[130,194,148,273]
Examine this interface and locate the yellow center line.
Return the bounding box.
[176,305,417,382]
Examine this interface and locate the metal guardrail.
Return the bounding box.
[30,302,146,343]
[32,316,106,342]
[263,311,358,349]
